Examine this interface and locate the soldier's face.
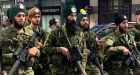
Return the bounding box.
[2,16,8,25]
[80,17,89,28]
[50,23,59,30]
[119,20,128,32]
[67,13,77,22]
[136,14,140,24]
[30,14,41,25]
[15,12,26,25]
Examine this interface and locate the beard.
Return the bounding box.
[82,24,89,32]
[119,26,127,34]
[14,20,24,29]
[83,27,89,32]
[66,19,78,34]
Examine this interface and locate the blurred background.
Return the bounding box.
[0,0,140,32]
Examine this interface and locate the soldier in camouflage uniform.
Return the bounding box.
[0,4,40,75]
[43,4,88,75]
[104,15,136,75]
[49,18,59,31]
[24,7,47,75]
[128,10,140,51]
[127,9,140,75]
[77,9,101,75]
[0,16,9,28]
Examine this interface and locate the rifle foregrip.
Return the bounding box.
[76,61,86,75]
[8,60,20,75]
[75,45,83,59]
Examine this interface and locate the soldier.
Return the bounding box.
[127,10,140,75]
[77,9,101,75]
[25,7,47,75]
[49,18,59,31]
[43,4,88,75]
[104,15,137,75]
[1,16,9,28]
[0,4,39,75]
[128,10,140,51]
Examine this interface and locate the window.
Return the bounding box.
[98,0,132,24]
[24,0,35,7]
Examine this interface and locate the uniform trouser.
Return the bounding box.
[85,63,101,75]
[49,64,79,75]
[106,61,134,75]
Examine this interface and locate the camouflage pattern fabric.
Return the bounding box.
[128,23,140,51]
[0,25,34,75]
[84,31,101,75]
[24,25,48,75]
[104,29,135,75]
[43,24,88,75]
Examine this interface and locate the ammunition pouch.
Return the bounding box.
[2,53,15,65]
[2,53,15,70]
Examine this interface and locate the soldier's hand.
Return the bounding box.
[122,47,129,55]
[2,70,8,75]
[57,47,71,60]
[28,47,40,57]
[35,42,43,49]
[80,70,87,75]
[135,69,140,75]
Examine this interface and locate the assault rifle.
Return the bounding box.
[64,32,86,75]
[119,34,140,69]
[8,32,37,75]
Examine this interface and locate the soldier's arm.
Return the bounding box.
[127,28,137,37]
[128,28,140,46]
[81,33,89,70]
[105,36,125,53]
[43,30,58,55]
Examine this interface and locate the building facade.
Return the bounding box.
[0,0,140,32]
[91,0,140,25]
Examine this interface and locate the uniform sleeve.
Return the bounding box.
[81,33,89,70]
[43,30,58,55]
[127,28,137,37]
[128,29,140,47]
[105,36,124,53]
